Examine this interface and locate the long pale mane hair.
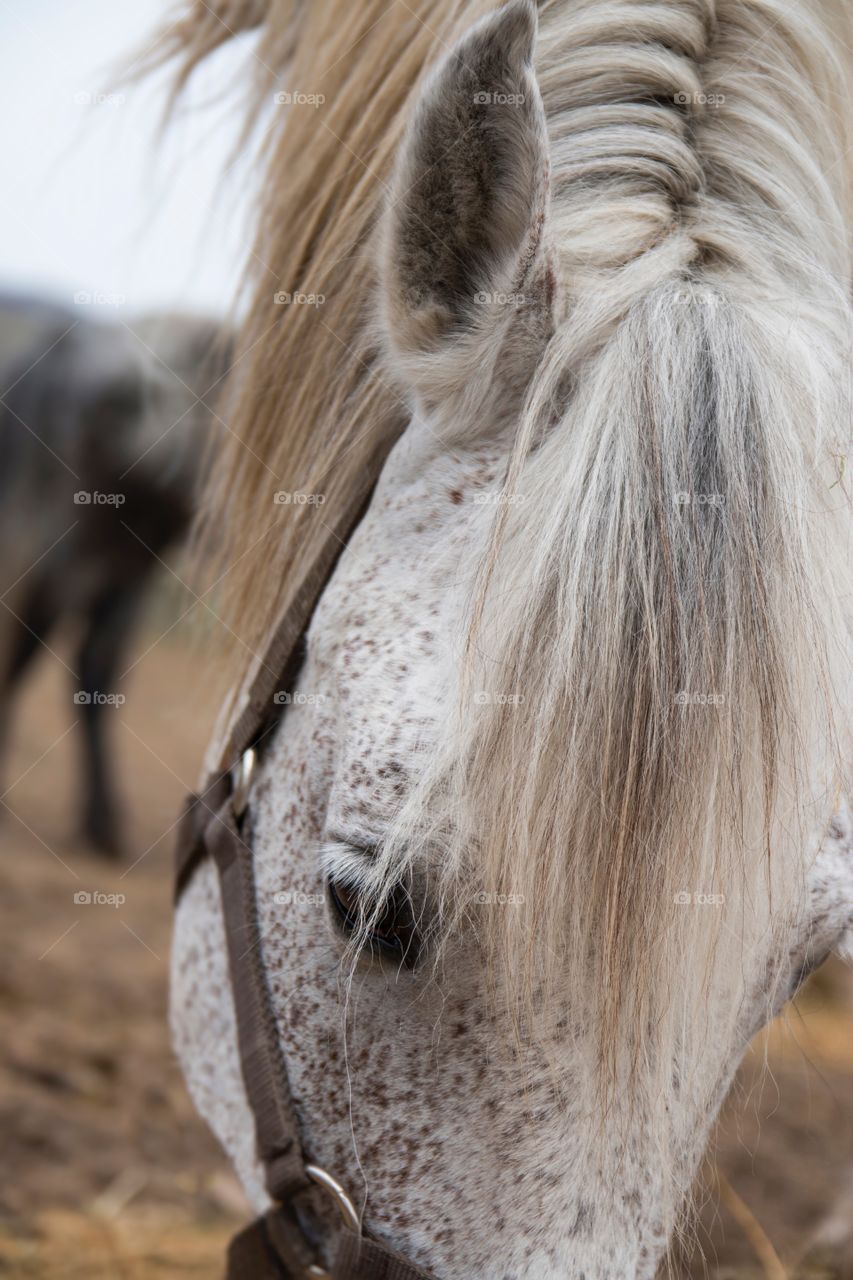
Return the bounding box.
[155,0,853,1115]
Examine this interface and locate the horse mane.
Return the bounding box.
[144,0,495,693]
[153,0,853,1122]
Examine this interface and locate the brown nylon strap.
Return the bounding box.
[180,438,384,904]
[224,1211,439,1280]
[173,771,231,903]
[207,802,310,1205]
[226,1212,296,1278]
[218,481,379,772]
[332,1232,439,1280]
[177,791,442,1280]
[175,459,442,1278]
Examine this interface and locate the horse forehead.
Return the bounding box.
[310,426,504,663]
[303,431,502,821]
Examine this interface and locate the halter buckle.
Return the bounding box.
[231,747,257,819]
[302,1164,361,1278]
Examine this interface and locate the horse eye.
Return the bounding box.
[327,878,418,965]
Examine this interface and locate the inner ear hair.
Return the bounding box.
[382,0,550,356]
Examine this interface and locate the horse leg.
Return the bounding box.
[0,572,62,791]
[75,581,142,858]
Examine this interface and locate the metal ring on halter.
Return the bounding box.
[303,1164,361,1279]
[231,746,257,819]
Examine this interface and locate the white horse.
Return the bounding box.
[170,1,852,1275]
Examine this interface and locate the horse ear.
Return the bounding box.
[379,0,551,383]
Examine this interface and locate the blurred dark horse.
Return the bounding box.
[0,293,230,856]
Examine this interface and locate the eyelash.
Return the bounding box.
[325,874,419,966]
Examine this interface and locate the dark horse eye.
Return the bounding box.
[327,878,418,964]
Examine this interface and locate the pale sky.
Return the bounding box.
[0,0,266,318]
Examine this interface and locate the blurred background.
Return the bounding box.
[0,4,852,1279]
[0,0,257,313]
[0,3,256,1276]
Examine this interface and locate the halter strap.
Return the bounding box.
[174,475,441,1279]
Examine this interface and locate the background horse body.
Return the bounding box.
[0,294,228,854]
[164,1,853,1275]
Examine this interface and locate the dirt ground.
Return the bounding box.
[1,591,853,1280]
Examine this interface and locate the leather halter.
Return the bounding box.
[174,483,441,1280]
